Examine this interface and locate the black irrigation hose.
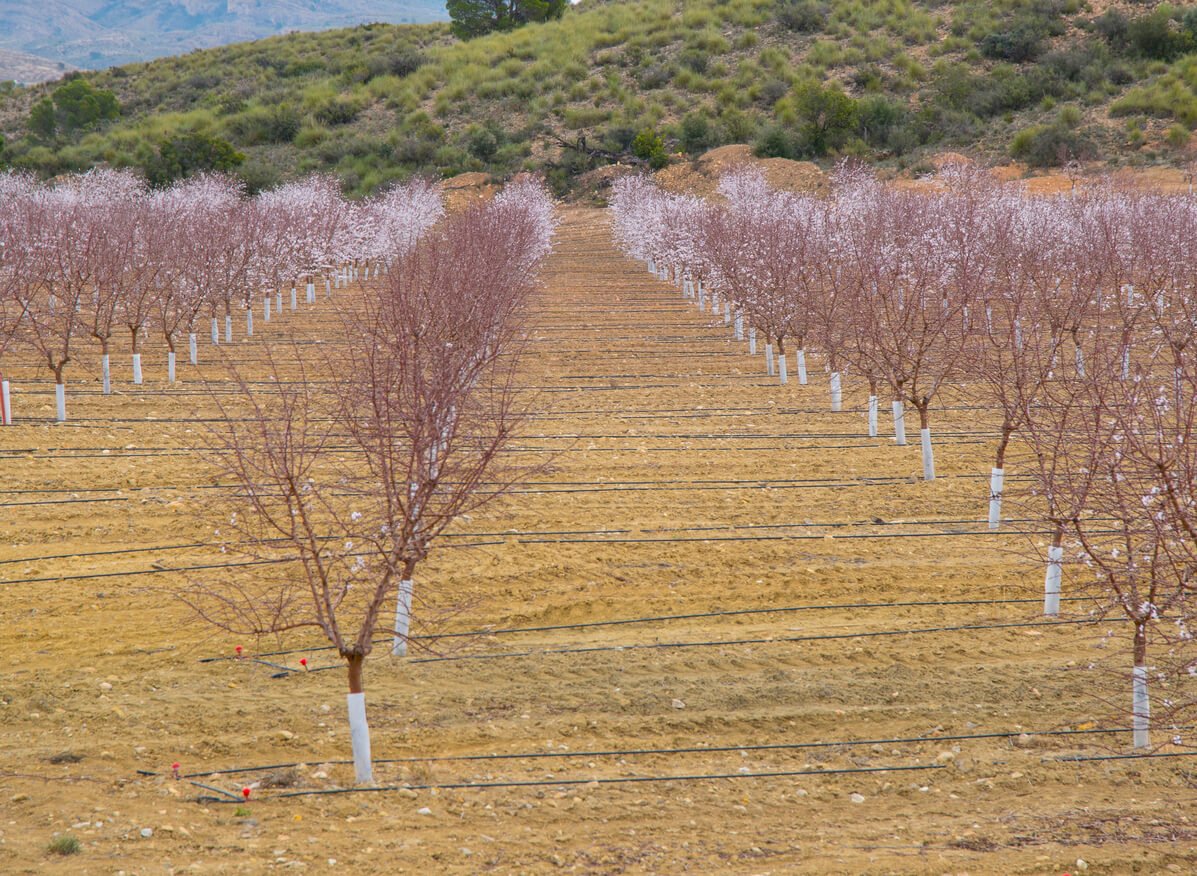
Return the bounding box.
[199,595,1070,664]
[1056,749,1197,763]
[175,726,1138,780]
[400,618,1094,667]
[234,763,949,802]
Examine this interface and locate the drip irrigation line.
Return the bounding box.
[0,497,126,508]
[227,763,949,802]
[1055,749,1197,763]
[402,618,1094,666]
[175,726,1136,780]
[0,540,505,587]
[199,595,1070,664]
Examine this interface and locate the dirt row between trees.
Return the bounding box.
[0,207,1194,874]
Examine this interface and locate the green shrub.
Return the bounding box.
[465,124,500,160]
[776,0,825,33]
[1166,122,1190,148]
[631,127,669,168]
[1010,123,1095,166]
[313,97,361,126]
[679,111,716,153]
[142,131,245,186]
[47,835,81,856]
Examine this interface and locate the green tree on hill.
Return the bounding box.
[28,77,120,142]
[447,0,567,40]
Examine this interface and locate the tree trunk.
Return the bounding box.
[1044,526,1063,616]
[916,403,934,481]
[1132,624,1150,749]
[345,653,373,784]
[392,562,417,656]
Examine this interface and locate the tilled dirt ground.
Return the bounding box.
[1,208,1195,875]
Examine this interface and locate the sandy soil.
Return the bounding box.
[1,209,1195,875]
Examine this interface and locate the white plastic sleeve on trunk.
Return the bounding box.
[892,401,906,445]
[391,578,414,656]
[347,692,373,785]
[1044,545,1063,616]
[765,344,774,376]
[224,315,232,343]
[749,329,757,355]
[291,288,298,310]
[264,298,271,321]
[306,282,315,303]
[1,379,10,425]
[189,334,197,365]
[830,372,842,412]
[796,350,808,385]
[55,384,66,422]
[246,309,253,337]
[211,318,219,345]
[168,352,176,383]
[778,352,788,385]
[724,302,731,325]
[132,353,143,385]
[102,354,111,395]
[867,395,878,437]
[735,315,744,341]
[276,292,283,313]
[920,427,935,481]
[1132,665,1150,749]
[988,467,1004,530]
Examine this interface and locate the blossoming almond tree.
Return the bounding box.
[179,181,555,784]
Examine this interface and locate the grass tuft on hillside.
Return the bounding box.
[3,0,1197,197]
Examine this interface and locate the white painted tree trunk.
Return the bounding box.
[391,578,414,656]
[892,401,907,445]
[211,318,219,345]
[778,352,788,385]
[1,379,11,424]
[920,427,935,481]
[867,395,878,437]
[224,315,232,343]
[101,354,111,395]
[1132,665,1150,749]
[988,467,1004,530]
[132,353,143,385]
[347,693,373,784]
[749,328,757,355]
[1043,545,1063,616]
[796,349,808,385]
[765,343,774,376]
[55,384,66,422]
[189,333,197,365]
[830,372,842,412]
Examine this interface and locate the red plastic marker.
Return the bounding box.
[171,762,181,780]
[242,787,251,801]
[235,645,243,658]
[299,658,308,670]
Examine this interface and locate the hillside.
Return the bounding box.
[3,0,1197,197]
[0,0,446,71]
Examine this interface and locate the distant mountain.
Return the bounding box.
[0,47,75,84]
[0,1,447,71]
